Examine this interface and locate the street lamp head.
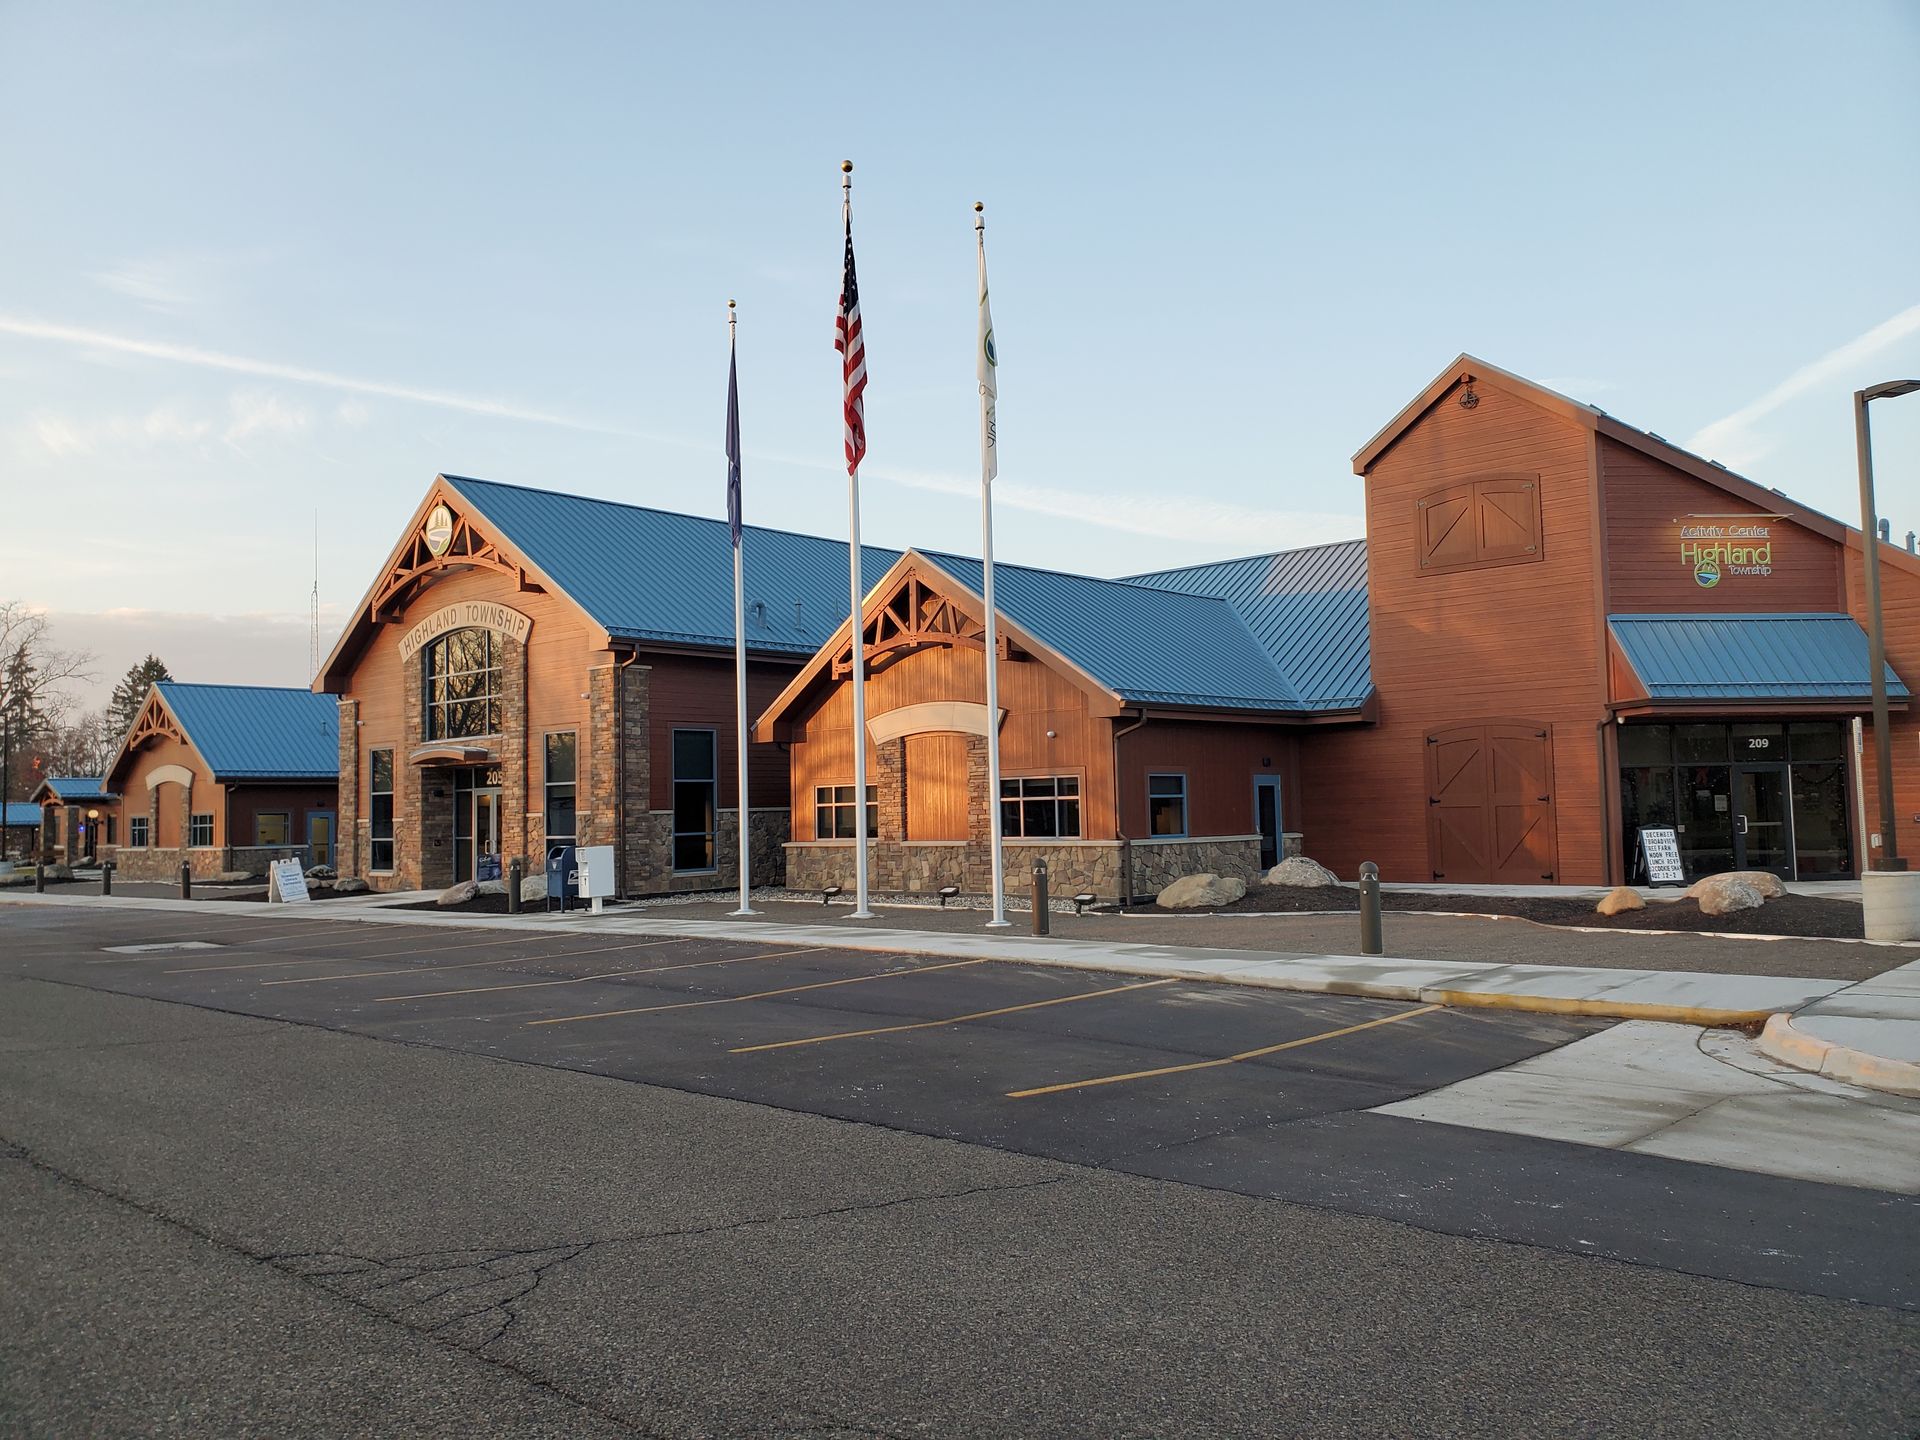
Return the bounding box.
[1863,379,1920,402]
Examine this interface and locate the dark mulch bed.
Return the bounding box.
[393,894,614,915]
[1160,887,1866,940]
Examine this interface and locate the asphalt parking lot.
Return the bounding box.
[6,901,1919,1437]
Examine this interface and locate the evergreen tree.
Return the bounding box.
[107,654,171,737]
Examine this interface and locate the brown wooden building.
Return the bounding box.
[1299,355,1915,886]
[755,546,1372,899]
[94,682,340,881]
[30,776,116,866]
[315,475,902,895]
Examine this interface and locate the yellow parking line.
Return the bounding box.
[260,937,684,986]
[374,946,826,1002]
[731,978,1177,1054]
[528,957,989,1027]
[1006,1004,1445,1099]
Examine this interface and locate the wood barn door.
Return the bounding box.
[1425,722,1558,883]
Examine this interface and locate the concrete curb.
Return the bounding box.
[1758,1013,1920,1098]
[4,889,1851,1031]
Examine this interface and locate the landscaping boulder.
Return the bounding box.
[1693,874,1767,917]
[1157,873,1247,909]
[216,870,257,884]
[1687,870,1785,901]
[333,876,370,894]
[437,880,479,906]
[1594,886,1645,917]
[475,879,507,897]
[519,872,548,904]
[45,863,72,882]
[306,864,336,881]
[1262,856,1340,888]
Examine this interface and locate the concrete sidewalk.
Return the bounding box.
[3,889,1848,1027]
[1757,958,1920,1097]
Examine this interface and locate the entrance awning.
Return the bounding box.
[410,743,496,767]
[1609,613,1910,708]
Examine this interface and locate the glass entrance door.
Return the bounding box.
[472,789,501,882]
[1732,764,1793,878]
[307,812,335,869]
[1253,777,1282,870]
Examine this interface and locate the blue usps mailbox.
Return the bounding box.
[545,844,577,912]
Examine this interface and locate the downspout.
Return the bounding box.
[1112,709,1147,906]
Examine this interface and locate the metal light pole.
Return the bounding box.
[1855,378,1919,872]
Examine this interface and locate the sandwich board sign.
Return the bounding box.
[1635,827,1685,887]
[269,858,311,904]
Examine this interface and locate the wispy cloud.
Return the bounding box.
[91,259,199,315]
[0,313,1358,551]
[0,313,694,447]
[223,390,310,448]
[1688,302,1920,466]
[878,465,1359,548]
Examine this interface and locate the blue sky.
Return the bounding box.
[3,2,1917,704]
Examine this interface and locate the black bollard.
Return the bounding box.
[508,858,523,915]
[1031,858,1051,936]
[34,860,45,893]
[1358,861,1383,956]
[179,860,192,900]
[101,862,113,897]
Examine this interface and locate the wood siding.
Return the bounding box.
[1117,720,1301,841]
[787,642,1110,841]
[1305,381,1609,883]
[905,733,970,840]
[1601,438,1846,614]
[647,653,795,812]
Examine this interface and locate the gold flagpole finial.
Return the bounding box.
[841,160,853,173]
[728,298,736,309]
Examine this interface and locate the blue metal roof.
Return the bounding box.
[157,682,340,779]
[922,552,1309,711]
[1609,614,1911,702]
[3,802,40,826]
[41,776,107,800]
[1123,540,1373,710]
[445,476,900,655]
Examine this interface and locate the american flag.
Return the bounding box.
[725,335,742,546]
[834,209,867,474]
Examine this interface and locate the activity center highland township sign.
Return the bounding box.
[398,601,533,660]
[1678,520,1773,588]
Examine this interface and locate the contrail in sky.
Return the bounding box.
[0,312,686,445]
[1688,301,1920,466]
[0,312,1359,548]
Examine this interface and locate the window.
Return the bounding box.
[129,816,149,848]
[671,729,717,871]
[544,732,577,845]
[105,817,116,845]
[188,813,214,847]
[814,785,878,839]
[1415,476,1542,575]
[369,748,395,871]
[422,628,502,740]
[1147,774,1187,838]
[1000,776,1082,838]
[255,812,291,847]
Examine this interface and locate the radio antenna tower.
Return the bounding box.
[309,512,320,681]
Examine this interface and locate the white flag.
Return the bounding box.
[977,251,997,482]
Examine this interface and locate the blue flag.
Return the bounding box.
[725,339,742,547]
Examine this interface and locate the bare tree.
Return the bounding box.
[1,602,97,807]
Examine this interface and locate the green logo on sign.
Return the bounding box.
[1694,556,1720,588]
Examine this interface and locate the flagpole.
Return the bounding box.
[844,161,874,920]
[975,203,1009,928]
[728,299,757,917]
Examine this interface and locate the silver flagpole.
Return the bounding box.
[729,300,757,916]
[845,162,874,920]
[975,203,1008,928]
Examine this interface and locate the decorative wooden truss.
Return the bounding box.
[126,692,185,751]
[369,503,541,623]
[832,570,1013,679]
